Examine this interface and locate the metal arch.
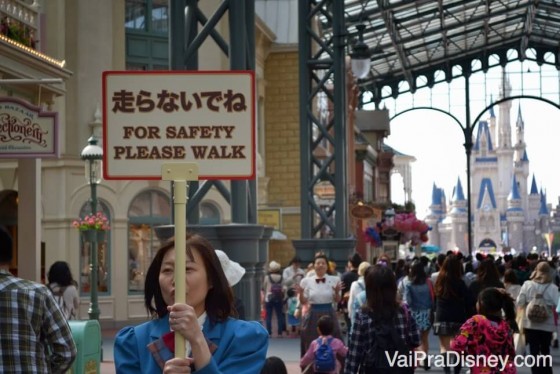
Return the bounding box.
[472,95,560,125]
[386,93,560,255]
[388,103,476,254]
[169,0,256,225]
[390,106,464,129]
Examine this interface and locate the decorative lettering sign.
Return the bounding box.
[102,71,255,180]
[0,98,58,158]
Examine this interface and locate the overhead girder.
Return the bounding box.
[333,0,560,104]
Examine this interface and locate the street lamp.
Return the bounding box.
[350,24,371,79]
[81,136,103,320]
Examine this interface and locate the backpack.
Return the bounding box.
[50,285,72,319]
[314,337,336,373]
[268,274,284,302]
[526,283,551,323]
[361,310,414,374]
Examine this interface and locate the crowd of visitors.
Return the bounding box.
[264,249,560,374]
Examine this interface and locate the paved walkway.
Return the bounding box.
[99,328,560,373]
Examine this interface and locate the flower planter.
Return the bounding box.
[81,229,107,243]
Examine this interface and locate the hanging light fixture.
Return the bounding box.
[350,24,371,79]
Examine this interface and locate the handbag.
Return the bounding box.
[427,279,435,325]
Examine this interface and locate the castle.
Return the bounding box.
[424,74,555,255]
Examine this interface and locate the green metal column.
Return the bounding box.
[229,0,248,224]
[298,0,349,239]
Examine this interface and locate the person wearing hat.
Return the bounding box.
[517,260,559,373]
[0,226,77,372]
[215,249,246,320]
[263,260,286,337]
[115,233,268,373]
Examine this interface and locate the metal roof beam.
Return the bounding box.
[377,0,415,89]
[520,0,539,60]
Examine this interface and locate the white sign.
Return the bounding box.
[102,71,255,180]
[0,98,58,158]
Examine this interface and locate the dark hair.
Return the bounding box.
[409,260,427,285]
[503,268,518,285]
[434,255,463,299]
[289,255,301,266]
[287,287,297,298]
[478,287,518,332]
[314,253,329,266]
[260,356,288,374]
[317,315,334,335]
[47,261,75,287]
[365,264,398,321]
[527,253,539,260]
[144,233,235,322]
[0,226,13,264]
[436,253,446,268]
[349,252,363,268]
[476,259,502,288]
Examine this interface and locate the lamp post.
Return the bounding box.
[81,136,103,320]
[350,24,371,79]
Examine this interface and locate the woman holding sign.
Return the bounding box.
[114,233,268,373]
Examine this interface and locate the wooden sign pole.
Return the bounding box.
[162,163,199,358]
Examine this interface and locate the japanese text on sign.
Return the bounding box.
[111,89,247,114]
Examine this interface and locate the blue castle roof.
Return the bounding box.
[452,177,465,201]
[508,175,521,200]
[477,178,497,209]
[473,121,493,151]
[530,175,539,195]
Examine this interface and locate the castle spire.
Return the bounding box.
[530,175,539,195]
[489,94,495,118]
[539,191,549,216]
[452,177,465,201]
[508,175,521,200]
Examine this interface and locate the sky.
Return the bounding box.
[375,55,560,219]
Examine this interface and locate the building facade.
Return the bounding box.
[0,0,395,326]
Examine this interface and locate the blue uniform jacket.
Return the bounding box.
[114,315,268,373]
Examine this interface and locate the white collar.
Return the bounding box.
[198,312,207,330]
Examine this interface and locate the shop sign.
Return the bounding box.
[0,98,58,158]
[103,71,255,180]
[258,209,282,230]
[350,204,375,219]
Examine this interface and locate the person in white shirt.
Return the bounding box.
[347,261,370,329]
[295,253,342,357]
[282,255,306,289]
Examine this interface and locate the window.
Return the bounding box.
[125,0,168,32]
[79,201,112,296]
[127,190,171,293]
[199,202,221,225]
[125,0,169,70]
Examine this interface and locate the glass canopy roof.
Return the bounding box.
[321,0,560,103]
